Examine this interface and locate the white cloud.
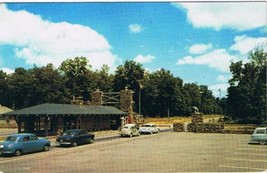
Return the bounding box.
[177,49,238,72]
[216,74,230,82]
[134,54,156,63]
[189,43,212,54]
[1,68,14,74]
[128,24,144,33]
[0,4,119,70]
[230,35,267,55]
[172,2,266,31]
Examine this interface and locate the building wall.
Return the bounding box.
[15,114,123,136]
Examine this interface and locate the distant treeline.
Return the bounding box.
[0,48,266,123]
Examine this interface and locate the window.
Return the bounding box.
[6,136,17,142]
[31,136,38,140]
[77,132,82,136]
[256,129,266,134]
[63,131,74,136]
[23,136,30,142]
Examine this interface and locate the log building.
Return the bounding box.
[3,103,127,136]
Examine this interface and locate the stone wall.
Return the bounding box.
[191,113,204,123]
[173,123,185,132]
[187,123,224,133]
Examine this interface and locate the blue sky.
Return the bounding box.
[0,2,266,97]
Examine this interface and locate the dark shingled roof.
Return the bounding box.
[3,103,127,116]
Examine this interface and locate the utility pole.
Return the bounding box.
[137,80,143,115]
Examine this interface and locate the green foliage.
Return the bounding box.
[142,69,184,117]
[113,60,145,111]
[59,57,93,100]
[29,64,70,105]
[0,57,222,117]
[227,48,267,123]
[2,65,70,109]
[0,70,9,105]
[8,67,35,109]
[113,60,144,91]
[91,65,114,92]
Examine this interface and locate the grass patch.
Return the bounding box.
[144,114,222,124]
[224,124,257,130]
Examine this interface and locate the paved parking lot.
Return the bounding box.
[0,131,266,172]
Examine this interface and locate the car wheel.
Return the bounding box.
[72,142,78,147]
[150,131,153,135]
[129,133,133,138]
[43,144,50,151]
[14,149,22,156]
[259,140,266,145]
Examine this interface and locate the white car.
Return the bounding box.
[139,123,160,134]
[249,127,267,145]
[120,124,140,137]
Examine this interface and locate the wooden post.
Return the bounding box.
[44,116,48,136]
[13,115,21,133]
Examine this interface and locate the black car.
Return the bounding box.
[56,129,95,147]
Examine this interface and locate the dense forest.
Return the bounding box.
[0,49,266,123]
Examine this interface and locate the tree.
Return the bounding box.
[227,48,267,123]
[29,64,70,105]
[59,57,93,100]
[113,60,145,112]
[142,69,184,117]
[181,83,201,115]
[91,65,114,92]
[0,70,9,106]
[8,67,34,109]
[113,60,145,90]
[199,85,221,114]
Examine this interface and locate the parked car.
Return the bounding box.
[249,127,267,145]
[139,123,160,134]
[0,133,51,156]
[120,124,140,137]
[56,129,95,147]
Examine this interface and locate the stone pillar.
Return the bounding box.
[44,116,49,136]
[191,113,204,123]
[92,89,103,105]
[120,87,133,112]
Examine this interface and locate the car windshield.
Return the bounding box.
[123,126,129,129]
[63,131,75,136]
[5,136,18,142]
[142,125,152,127]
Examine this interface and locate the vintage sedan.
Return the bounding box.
[0,133,51,156]
[139,123,160,134]
[120,124,140,137]
[56,129,95,147]
[249,127,267,145]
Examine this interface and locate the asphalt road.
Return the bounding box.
[0,131,266,173]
